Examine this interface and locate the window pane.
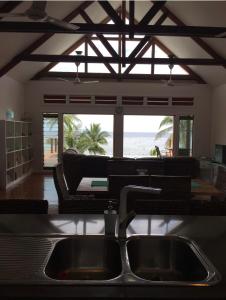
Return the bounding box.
[50,62,85,73]
[123,115,173,157]
[178,116,193,156]
[154,45,168,58]
[88,63,110,73]
[64,114,113,156]
[129,64,150,74]
[43,114,58,168]
[154,45,188,75]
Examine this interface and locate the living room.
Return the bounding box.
[0,1,226,213]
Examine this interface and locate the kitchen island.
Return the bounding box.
[0,214,225,299]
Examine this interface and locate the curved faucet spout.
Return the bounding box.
[118,185,161,239]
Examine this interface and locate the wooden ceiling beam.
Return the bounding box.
[153,38,205,84]
[123,11,167,74]
[80,10,119,58]
[33,37,87,80]
[139,1,166,26]
[2,22,226,38]
[129,1,134,39]
[0,1,93,77]
[88,40,118,76]
[23,54,226,66]
[0,1,22,14]
[42,71,196,81]
[98,1,124,26]
[161,5,226,68]
[33,9,115,80]
[123,40,153,75]
[121,1,126,67]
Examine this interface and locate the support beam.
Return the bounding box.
[88,40,117,76]
[121,1,126,67]
[1,22,226,38]
[42,71,195,82]
[129,1,134,39]
[33,9,116,80]
[0,1,93,77]
[161,5,226,69]
[153,38,205,84]
[124,11,167,74]
[139,1,166,26]
[80,10,119,58]
[0,1,22,14]
[123,40,153,75]
[23,54,226,66]
[98,1,124,26]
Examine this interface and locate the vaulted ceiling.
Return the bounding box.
[0,1,226,86]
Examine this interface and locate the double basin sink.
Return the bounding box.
[45,235,220,286]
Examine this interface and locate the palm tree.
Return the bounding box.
[47,115,82,150]
[155,116,173,149]
[77,123,109,155]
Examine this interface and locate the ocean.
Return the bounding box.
[44,131,169,157]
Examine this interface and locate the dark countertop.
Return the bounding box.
[0,214,225,299]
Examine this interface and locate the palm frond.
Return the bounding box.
[155,126,173,140]
[158,116,173,129]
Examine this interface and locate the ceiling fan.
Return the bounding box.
[59,51,100,85]
[162,59,175,87]
[0,1,79,31]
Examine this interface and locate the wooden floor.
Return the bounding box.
[0,174,58,205]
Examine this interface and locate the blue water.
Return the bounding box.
[44,131,169,157]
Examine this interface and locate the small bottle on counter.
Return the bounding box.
[104,200,117,236]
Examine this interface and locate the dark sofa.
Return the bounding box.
[62,152,200,194]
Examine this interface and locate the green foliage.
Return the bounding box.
[49,115,110,155]
[149,148,157,156]
[154,116,173,150]
[76,123,109,155]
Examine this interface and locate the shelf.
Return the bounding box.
[0,120,33,190]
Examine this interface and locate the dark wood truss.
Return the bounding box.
[1,0,224,83]
[24,55,226,66]
[1,22,226,37]
[0,1,94,77]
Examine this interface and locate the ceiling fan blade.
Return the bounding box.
[58,77,70,82]
[82,81,100,84]
[46,16,79,31]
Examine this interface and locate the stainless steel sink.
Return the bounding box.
[44,235,220,286]
[126,235,220,285]
[45,236,122,281]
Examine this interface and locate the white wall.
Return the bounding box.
[25,80,212,171]
[0,75,25,120]
[211,84,226,156]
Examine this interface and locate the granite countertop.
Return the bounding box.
[0,214,225,299]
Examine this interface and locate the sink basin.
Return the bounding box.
[45,236,121,280]
[127,236,220,285]
[44,235,220,286]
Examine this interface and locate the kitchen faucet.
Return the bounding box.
[118,185,161,239]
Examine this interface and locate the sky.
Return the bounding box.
[67,114,171,133]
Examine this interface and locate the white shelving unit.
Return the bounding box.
[0,120,33,190]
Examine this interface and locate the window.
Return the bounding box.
[178,116,193,156]
[63,114,113,156]
[49,24,190,78]
[43,113,59,168]
[123,115,173,157]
